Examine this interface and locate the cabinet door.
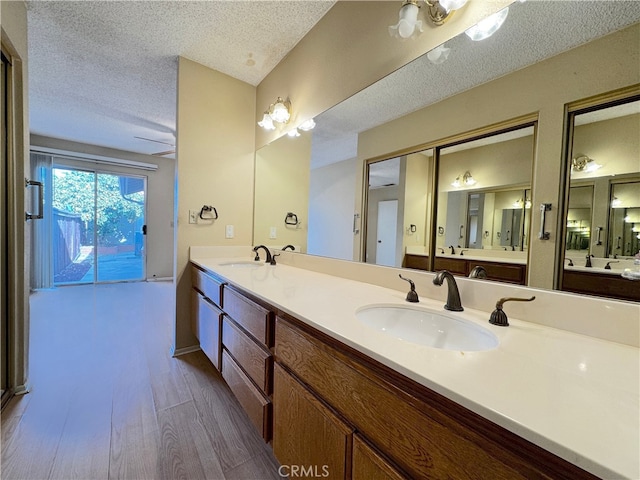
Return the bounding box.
[352,435,406,480]
[273,363,353,480]
[193,289,222,370]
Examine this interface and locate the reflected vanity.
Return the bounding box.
[560,97,640,301]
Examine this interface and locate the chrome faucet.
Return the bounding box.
[252,245,272,263]
[432,270,463,311]
[468,265,487,279]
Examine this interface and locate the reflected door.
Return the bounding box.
[376,200,398,267]
[1,51,9,402]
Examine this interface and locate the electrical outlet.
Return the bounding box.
[225,225,234,239]
[189,210,198,224]
[269,227,277,239]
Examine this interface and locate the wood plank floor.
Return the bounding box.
[1,282,281,480]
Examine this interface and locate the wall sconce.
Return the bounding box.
[389,0,468,39]
[258,96,291,130]
[464,7,509,41]
[451,171,476,188]
[572,154,602,173]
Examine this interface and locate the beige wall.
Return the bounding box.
[357,24,640,289]
[175,57,256,351]
[2,0,30,393]
[256,0,513,148]
[254,133,310,250]
[30,135,175,280]
[403,152,430,252]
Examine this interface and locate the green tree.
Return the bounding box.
[53,169,144,246]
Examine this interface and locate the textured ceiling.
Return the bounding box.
[27,0,335,155]
[310,1,640,169]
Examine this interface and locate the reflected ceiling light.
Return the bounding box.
[624,215,631,223]
[287,128,300,137]
[389,0,468,39]
[465,7,509,41]
[451,176,461,188]
[611,196,622,208]
[426,43,451,64]
[298,118,316,131]
[572,154,602,173]
[257,111,276,130]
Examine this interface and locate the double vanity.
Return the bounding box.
[189,247,639,480]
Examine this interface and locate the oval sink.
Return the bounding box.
[356,305,498,351]
[218,261,264,268]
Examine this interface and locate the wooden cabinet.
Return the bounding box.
[274,315,597,480]
[352,435,405,480]
[273,363,352,479]
[191,264,224,307]
[433,256,527,284]
[563,269,640,302]
[222,316,273,394]
[223,286,273,347]
[192,290,223,370]
[221,351,271,441]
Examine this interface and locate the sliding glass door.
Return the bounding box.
[52,167,146,284]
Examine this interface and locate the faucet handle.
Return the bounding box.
[270,254,280,265]
[398,274,419,303]
[489,296,535,327]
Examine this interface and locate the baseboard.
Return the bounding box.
[13,382,31,396]
[171,345,201,357]
[146,277,173,282]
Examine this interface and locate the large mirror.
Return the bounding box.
[253,1,640,293]
[561,97,640,301]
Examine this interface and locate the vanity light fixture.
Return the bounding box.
[451,171,476,188]
[572,154,602,173]
[389,0,468,39]
[298,118,316,131]
[257,111,276,130]
[462,171,476,186]
[611,196,622,208]
[258,97,291,130]
[465,7,509,41]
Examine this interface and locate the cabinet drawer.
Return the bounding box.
[222,350,271,442]
[223,287,273,347]
[433,257,467,275]
[194,290,222,371]
[191,265,224,307]
[222,316,273,394]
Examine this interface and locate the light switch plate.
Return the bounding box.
[225,225,234,238]
[269,227,277,239]
[189,210,197,224]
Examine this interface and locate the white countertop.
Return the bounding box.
[193,257,639,479]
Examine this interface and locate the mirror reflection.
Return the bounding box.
[561,98,640,301]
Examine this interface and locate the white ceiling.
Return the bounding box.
[310,1,640,169]
[26,0,336,156]
[25,1,640,161]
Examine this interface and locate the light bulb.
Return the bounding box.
[451,176,461,188]
[389,2,423,39]
[465,7,509,41]
[439,0,468,12]
[258,112,275,130]
[270,98,290,123]
[287,128,300,137]
[299,118,316,131]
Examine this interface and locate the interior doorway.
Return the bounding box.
[51,166,147,284]
[1,50,10,404]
